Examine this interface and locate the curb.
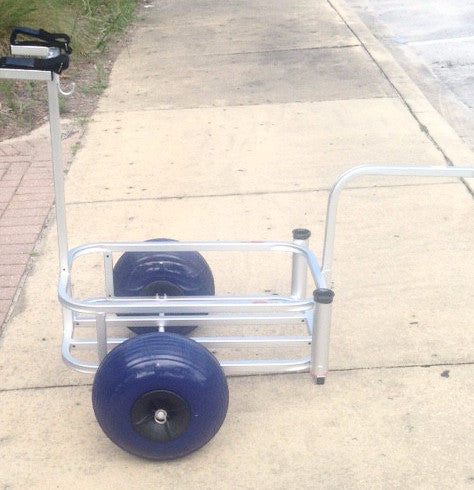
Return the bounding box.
[329,0,474,194]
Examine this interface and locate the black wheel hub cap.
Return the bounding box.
[131,390,191,442]
[139,280,184,298]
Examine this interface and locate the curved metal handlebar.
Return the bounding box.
[321,165,474,285]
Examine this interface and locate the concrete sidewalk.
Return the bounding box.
[0,0,473,488]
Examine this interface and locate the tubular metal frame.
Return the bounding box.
[2,65,473,385]
[60,239,328,377]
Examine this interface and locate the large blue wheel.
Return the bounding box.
[113,239,215,335]
[92,333,229,460]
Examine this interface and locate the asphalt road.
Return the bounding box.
[344,0,474,153]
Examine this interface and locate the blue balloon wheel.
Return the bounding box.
[92,333,229,460]
[113,239,215,335]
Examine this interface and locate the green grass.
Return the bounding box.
[81,62,107,95]
[0,0,138,135]
[0,79,41,122]
[0,1,37,36]
[0,0,138,54]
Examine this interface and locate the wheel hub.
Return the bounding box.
[154,409,168,424]
[130,390,191,442]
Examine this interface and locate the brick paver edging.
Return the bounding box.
[0,125,79,329]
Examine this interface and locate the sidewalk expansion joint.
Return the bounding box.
[332,360,474,375]
[0,382,92,394]
[198,43,363,59]
[161,44,362,60]
[97,95,395,115]
[1,360,473,394]
[65,180,460,206]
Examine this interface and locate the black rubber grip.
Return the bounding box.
[10,27,72,54]
[9,27,40,41]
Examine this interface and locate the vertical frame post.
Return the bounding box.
[103,252,114,298]
[291,229,311,299]
[96,313,108,362]
[47,75,69,274]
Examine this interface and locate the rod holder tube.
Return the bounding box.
[310,288,335,384]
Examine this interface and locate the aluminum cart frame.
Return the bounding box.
[2,29,473,460]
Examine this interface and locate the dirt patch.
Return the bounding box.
[0,19,140,142]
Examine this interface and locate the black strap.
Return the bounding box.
[10,27,72,54]
[0,54,69,74]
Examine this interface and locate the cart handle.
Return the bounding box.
[0,55,69,74]
[321,164,474,285]
[10,27,72,54]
